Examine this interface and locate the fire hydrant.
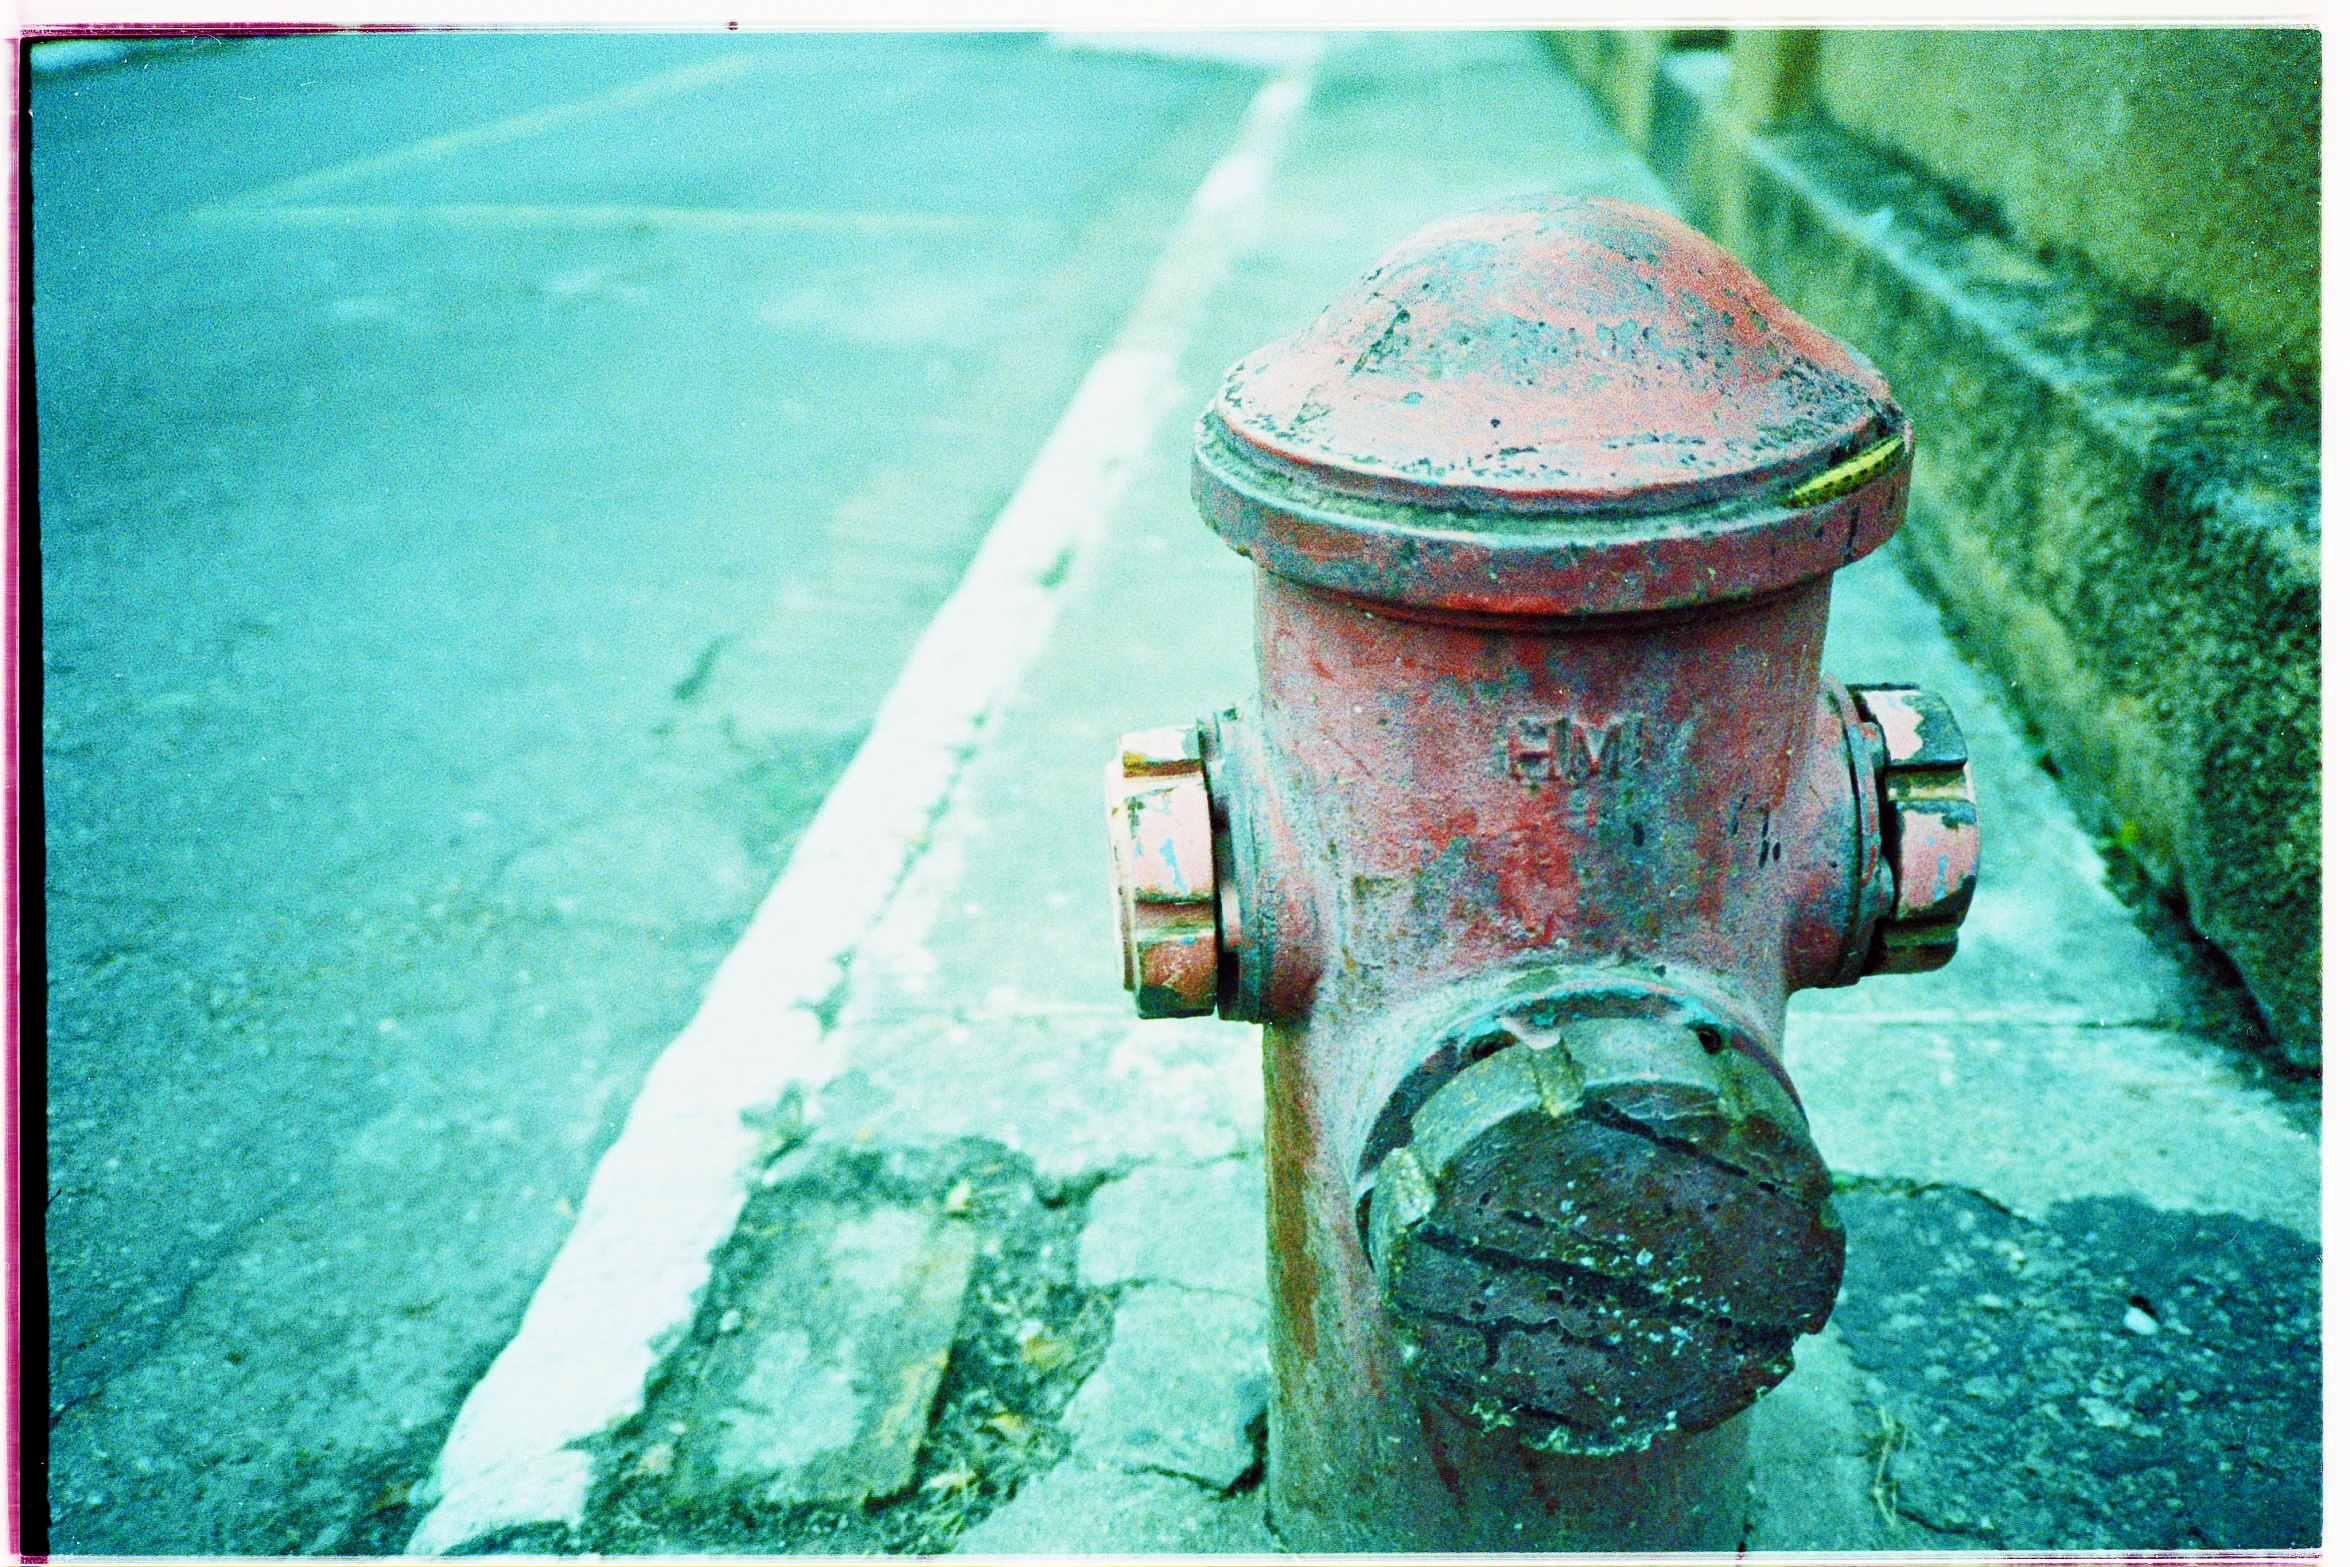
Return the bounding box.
[1103,195,1977,1552]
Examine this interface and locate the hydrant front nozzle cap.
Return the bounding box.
[1194,194,1914,616]
[1367,1012,1843,1454]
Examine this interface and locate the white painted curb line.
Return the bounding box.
[406,64,1315,1556]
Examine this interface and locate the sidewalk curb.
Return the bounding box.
[403,64,1315,1556]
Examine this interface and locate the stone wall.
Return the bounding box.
[1807,30,2318,403]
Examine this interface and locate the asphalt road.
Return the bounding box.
[33,31,1262,1553]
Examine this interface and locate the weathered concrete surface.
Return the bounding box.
[1064,1283,1267,1488]
[589,1139,1119,1556]
[951,1458,1278,1555]
[1079,1158,1267,1300]
[683,1198,976,1507]
[1549,28,2320,403]
[1809,30,2318,402]
[1594,44,2319,1067]
[1745,1327,1890,1549]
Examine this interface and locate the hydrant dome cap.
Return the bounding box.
[1212,194,1897,515]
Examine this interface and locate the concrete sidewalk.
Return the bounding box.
[443,34,2316,1555]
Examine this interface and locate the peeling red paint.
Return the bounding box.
[1105,197,1978,1550]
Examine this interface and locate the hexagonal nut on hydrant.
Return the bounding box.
[1853,685,1980,973]
[1104,724,1220,1017]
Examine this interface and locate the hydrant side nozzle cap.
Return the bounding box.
[1194,194,1914,616]
[1106,729,1222,1018]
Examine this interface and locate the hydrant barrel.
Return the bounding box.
[1103,194,1978,1551]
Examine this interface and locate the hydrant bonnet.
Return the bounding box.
[1194,193,1914,616]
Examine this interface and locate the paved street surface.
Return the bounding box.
[35,31,1260,1553]
[36,31,2317,1557]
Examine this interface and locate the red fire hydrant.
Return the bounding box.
[1104,195,1977,1552]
